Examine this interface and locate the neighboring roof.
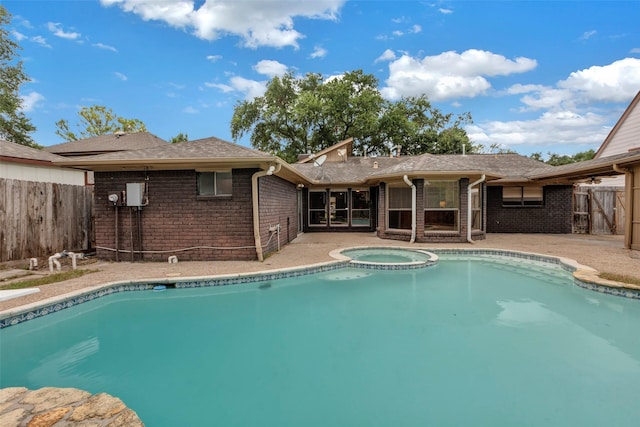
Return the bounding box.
[54,136,310,185]
[0,139,68,165]
[529,149,640,181]
[43,132,169,156]
[595,91,640,158]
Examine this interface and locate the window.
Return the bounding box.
[471,186,482,230]
[351,189,370,227]
[197,171,232,196]
[424,181,459,231]
[388,186,412,230]
[309,191,327,226]
[503,186,543,207]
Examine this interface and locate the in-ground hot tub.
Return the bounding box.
[334,247,439,270]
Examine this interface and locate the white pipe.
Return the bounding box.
[252,164,281,261]
[467,174,486,244]
[48,253,62,272]
[29,258,38,270]
[168,255,178,263]
[403,175,416,243]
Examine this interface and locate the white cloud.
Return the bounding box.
[375,49,396,63]
[114,72,128,81]
[580,30,597,41]
[206,54,222,62]
[253,60,288,77]
[439,8,454,15]
[100,0,345,48]
[467,110,610,149]
[381,49,537,101]
[205,82,234,92]
[21,92,45,112]
[410,24,421,34]
[206,75,267,100]
[31,36,51,48]
[559,57,640,102]
[183,106,199,114]
[631,47,640,54]
[310,46,327,59]
[468,58,640,152]
[47,22,81,40]
[93,43,118,52]
[12,31,27,41]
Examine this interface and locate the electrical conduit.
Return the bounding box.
[403,175,416,243]
[252,164,281,261]
[467,174,486,243]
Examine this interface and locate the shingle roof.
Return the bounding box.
[58,136,274,163]
[529,150,640,180]
[292,152,552,185]
[1,139,68,163]
[43,132,169,156]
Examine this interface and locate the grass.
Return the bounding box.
[0,269,98,290]
[599,272,640,286]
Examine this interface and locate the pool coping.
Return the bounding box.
[1,248,639,328]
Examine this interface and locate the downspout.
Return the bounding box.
[467,174,486,244]
[613,164,633,248]
[252,164,281,261]
[403,175,416,243]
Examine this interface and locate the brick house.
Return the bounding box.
[293,138,573,243]
[57,137,310,262]
[58,135,638,261]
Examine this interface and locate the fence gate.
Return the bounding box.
[573,186,625,235]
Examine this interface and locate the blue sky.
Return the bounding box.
[5,0,640,157]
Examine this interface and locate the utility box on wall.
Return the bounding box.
[126,182,145,206]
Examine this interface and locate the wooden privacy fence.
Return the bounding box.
[573,186,625,235]
[0,179,94,262]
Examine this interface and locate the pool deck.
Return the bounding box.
[1,232,639,314]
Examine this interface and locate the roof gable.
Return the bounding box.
[595,91,640,158]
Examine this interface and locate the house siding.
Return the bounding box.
[94,169,258,261]
[486,185,573,233]
[258,175,299,257]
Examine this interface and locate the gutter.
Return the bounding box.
[467,174,486,244]
[403,175,416,243]
[252,164,281,261]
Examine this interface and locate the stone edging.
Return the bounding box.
[0,387,143,426]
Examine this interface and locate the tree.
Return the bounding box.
[0,6,37,147]
[231,70,474,163]
[530,149,595,165]
[55,105,147,141]
[169,132,189,143]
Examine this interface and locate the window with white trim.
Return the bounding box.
[424,181,459,231]
[197,171,232,196]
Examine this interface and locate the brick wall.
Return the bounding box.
[258,175,299,257]
[94,169,259,261]
[486,185,573,233]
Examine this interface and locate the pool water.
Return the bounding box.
[2,257,640,426]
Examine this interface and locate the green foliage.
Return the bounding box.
[55,105,147,141]
[231,69,475,163]
[0,6,37,147]
[170,132,189,143]
[529,149,595,165]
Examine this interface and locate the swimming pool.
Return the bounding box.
[1,254,640,426]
